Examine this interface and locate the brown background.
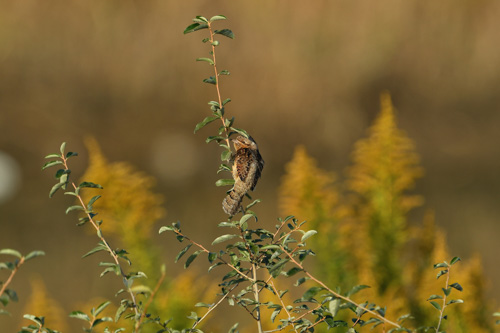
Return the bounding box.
[1,1,499,331]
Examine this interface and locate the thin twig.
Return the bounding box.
[252,263,264,333]
[436,266,451,332]
[62,155,139,317]
[193,283,239,329]
[173,229,253,281]
[134,269,167,332]
[207,21,232,151]
[280,246,401,329]
[0,256,25,297]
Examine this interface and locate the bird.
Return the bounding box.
[222,135,264,216]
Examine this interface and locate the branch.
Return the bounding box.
[280,246,401,329]
[0,256,25,297]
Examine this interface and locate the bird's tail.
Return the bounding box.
[222,190,244,216]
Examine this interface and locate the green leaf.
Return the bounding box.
[206,136,225,144]
[87,195,101,211]
[295,277,309,286]
[229,127,248,138]
[4,289,18,302]
[69,311,91,322]
[228,322,239,333]
[221,149,232,161]
[41,160,63,170]
[269,258,289,278]
[214,29,235,39]
[82,243,108,258]
[433,262,448,269]
[222,98,231,105]
[303,286,322,300]
[184,22,203,34]
[60,142,67,155]
[301,230,317,242]
[195,302,212,308]
[215,179,235,187]
[196,57,214,65]
[220,70,231,76]
[436,270,448,279]
[25,250,45,261]
[194,16,209,23]
[159,226,175,234]
[285,267,302,277]
[93,301,111,317]
[329,298,341,317]
[427,295,443,300]
[212,234,239,245]
[446,299,464,305]
[442,287,451,296]
[429,301,442,311]
[49,182,65,198]
[115,302,128,322]
[0,249,22,258]
[66,151,78,158]
[208,252,217,263]
[210,15,227,22]
[203,76,217,85]
[44,153,60,159]
[66,205,85,214]
[450,282,463,292]
[194,116,218,133]
[185,250,202,269]
[347,285,370,297]
[78,181,103,189]
[450,257,461,265]
[175,244,192,263]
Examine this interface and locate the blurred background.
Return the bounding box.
[1,0,499,331]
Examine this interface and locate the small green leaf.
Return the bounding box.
[450,257,461,265]
[66,152,78,159]
[78,181,103,189]
[347,285,370,297]
[94,301,111,317]
[329,298,341,317]
[69,311,91,322]
[87,195,101,211]
[42,160,63,170]
[66,205,85,214]
[195,302,212,308]
[0,249,22,258]
[49,182,65,198]
[115,302,128,322]
[25,251,45,261]
[302,286,322,300]
[436,269,448,279]
[228,322,239,333]
[175,244,192,263]
[447,299,464,305]
[159,226,174,234]
[44,153,60,159]
[212,234,239,245]
[203,76,217,85]
[194,116,218,133]
[220,70,231,76]
[60,142,67,155]
[194,16,209,23]
[208,252,217,263]
[229,127,248,138]
[4,289,18,302]
[196,57,214,65]
[433,262,449,269]
[221,149,232,161]
[214,29,235,39]
[184,250,202,269]
[210,15,227,22]
[429,301,442,311]
[450,282,463,292]
[82,243,107,258]
[285,267,302,277]
[300,230,317,242]
[427,295,443,301]
[215,179,235,187]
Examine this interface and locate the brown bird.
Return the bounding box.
[222,135,264,216]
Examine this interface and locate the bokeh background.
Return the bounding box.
[1,0,499,331]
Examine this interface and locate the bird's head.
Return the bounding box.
[232,135,258,151]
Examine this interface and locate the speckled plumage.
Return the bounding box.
[222,136,264,216]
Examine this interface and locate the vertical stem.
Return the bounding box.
[436,266,451,332]
[0,257,24,297]
[252,263,263,333]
